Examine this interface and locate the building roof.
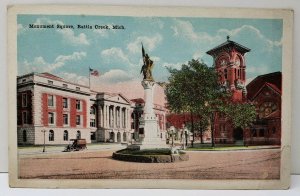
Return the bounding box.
[206,38,251,56]
[38,72,63,81]
[246,72,282,101]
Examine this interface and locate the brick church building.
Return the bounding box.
[166,37,282,146]
[206,37,281,146]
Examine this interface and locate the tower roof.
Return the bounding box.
[206,37,251,56]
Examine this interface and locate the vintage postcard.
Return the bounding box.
[8,5,293,189]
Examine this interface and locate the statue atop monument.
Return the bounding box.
[140,43,154,81]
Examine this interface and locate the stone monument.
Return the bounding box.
[138,44,169,149]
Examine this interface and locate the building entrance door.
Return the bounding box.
[233,127,244,145]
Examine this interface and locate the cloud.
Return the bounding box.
[57,29,89,45]
[171,19,220,43]
[19,51,86,74]
[192,51,204,60]
[59,72,89,86]
[247,64,270,76]
[97,69,134,84]
[29,17,89,45]
[93,29,109,37]
[171,20,282,54]
[101,47,134,67]
[162,61,187,70]
[217,25,282,52]
[127,34,163,54]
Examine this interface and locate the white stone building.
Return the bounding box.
[17,72,167,145]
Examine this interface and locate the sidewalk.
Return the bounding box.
[186,145,281,151]
[18,143,126,156]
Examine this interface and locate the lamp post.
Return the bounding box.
[211,112,215,148]
[182,124,186,150]
[41,129,46,152]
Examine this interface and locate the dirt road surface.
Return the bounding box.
[19,149,280,179]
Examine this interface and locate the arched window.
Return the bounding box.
[23,130,27,142]
[49,130,54,141]
[63,130,68,141]
[76,131,81,139]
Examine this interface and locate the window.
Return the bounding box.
[63,84,68,88]
[48,95,54,107]
[272,127,276,134]
[76,131,81,139]
[22,111,28,124]
[76,100,81,110]
[251,128,257,137]
[22,78,26,83]
[90,106,96,115]
[90,132,96,140]
[49,130,54,141]
[224,69,228,79]
[90,119,96,127]
[63,114,68,125]
[62,98,68,108]
[63,130,68,141]
[23,130,27,142]
[259,129,265,137]
[48,80,53,85]
[48,112,54,124]
[22,93,27,107]
[76,115,81,125]
[76,87,80,91]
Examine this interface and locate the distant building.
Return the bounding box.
[17,72,167,145]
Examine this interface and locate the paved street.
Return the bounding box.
[18,147,280,180]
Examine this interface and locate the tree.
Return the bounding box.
[222,102,257,129]
[166,59,257,148]
[166,59,226,147]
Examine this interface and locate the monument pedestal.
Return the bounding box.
[139,80,169,149]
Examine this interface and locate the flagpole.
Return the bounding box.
[89,66,91,89]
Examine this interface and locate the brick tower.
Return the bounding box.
[207,36,250,102]
[206,36,251,144]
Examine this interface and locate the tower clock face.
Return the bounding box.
[216,56,229,67]
[235,57,241,66]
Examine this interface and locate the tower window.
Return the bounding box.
[224,69,228,79]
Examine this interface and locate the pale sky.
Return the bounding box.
[17,15,283,101]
